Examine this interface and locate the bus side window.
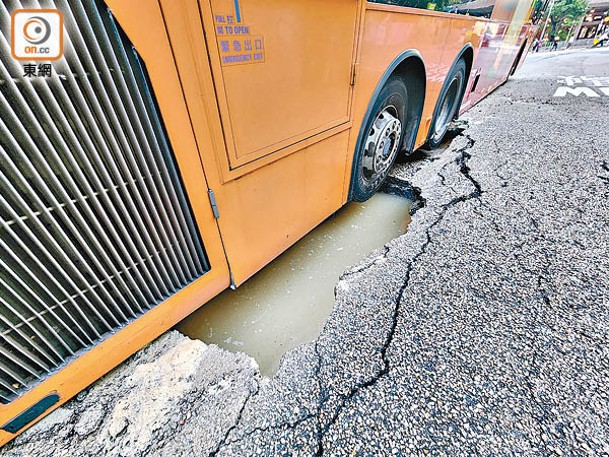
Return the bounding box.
[368,0,495,18]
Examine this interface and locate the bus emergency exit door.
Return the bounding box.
[201,0,359,168]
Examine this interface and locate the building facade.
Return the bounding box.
[574,0,609,45]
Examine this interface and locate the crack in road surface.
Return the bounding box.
[211,133,484,456]
[315,135,484,452]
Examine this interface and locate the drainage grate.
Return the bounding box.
[0,0,209,404]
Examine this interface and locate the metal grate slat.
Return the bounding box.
[44,3,185,292]
[0,0,209,403]
[58,1,191,287]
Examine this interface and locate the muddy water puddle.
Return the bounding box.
[177,192,411,376]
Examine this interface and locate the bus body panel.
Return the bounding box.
[160,0,358,287]
[464,21,532,110]
[202,0,358,169]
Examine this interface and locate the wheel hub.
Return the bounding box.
[362,107,401,182]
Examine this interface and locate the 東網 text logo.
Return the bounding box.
[11,9,63,61]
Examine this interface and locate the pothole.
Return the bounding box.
[176,188,412,377]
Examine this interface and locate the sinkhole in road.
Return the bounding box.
[177,190,411,377]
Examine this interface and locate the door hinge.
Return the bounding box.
[208,189,220,219]
[350,62,359,86]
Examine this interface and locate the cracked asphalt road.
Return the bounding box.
[212,48,609,456]
[4,48,609,457]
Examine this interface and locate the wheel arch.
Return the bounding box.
[460,44,475,83]
[348,50,426,201]
[510,39,528,76]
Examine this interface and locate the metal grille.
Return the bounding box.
[0,0,209,404]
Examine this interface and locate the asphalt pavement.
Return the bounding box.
[4,47,609,457]
[214,46,609,456]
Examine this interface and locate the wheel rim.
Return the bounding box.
[433,74,463,141]
[361,106,402,187]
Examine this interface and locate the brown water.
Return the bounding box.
[177,192,411,376]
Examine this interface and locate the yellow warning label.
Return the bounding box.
[214,10,265,67]
[217,35,265,66]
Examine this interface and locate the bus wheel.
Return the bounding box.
[352,75,407,202]
[427,58,466,149]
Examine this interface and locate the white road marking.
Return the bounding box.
[553,87,601,97]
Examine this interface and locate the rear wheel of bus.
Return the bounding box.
[427,58,467,149]
[351,75,408,202]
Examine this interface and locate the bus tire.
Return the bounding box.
[351,75,408,202]
[426,58,467,149]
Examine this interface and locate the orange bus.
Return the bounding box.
[0,0,542,443]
